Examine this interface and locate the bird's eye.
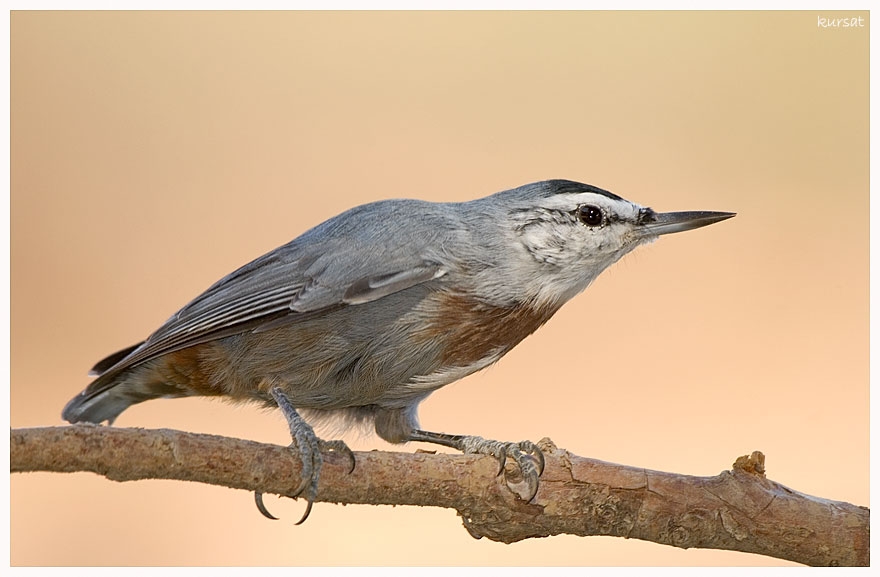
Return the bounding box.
[576,205,605,227]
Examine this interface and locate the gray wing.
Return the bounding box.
[92,199,456,382]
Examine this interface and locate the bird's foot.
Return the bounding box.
[255,386,354,524]
[409,430,544,501]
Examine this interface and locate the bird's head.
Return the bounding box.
[478,180,735,308]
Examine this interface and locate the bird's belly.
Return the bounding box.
[171,286,560,411]
[199,297,446,409]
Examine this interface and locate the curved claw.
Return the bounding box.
[490,441,544,483]
[254,490,315,524]
[321,439,356,474]
[492,447,508,476]
[534,447,545,476]
[520,441,545,476]
[510,449,540,502]
[522,475,540,503]
[407,430,544,502]
[268,386,335,524]
[254,492,279,520]
[255,438,341,525]
[294,499,314,526]
[516,441,544,501]
[289,454,313,498]
[253,450,315,523]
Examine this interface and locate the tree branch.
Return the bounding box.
[10,425,868,566]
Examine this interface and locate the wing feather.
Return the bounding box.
[86,198,458,390]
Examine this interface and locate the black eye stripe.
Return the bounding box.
[576,204,605,227]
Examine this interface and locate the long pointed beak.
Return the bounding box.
[642,210,736,236]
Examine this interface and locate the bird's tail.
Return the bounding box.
[62,342,182,425]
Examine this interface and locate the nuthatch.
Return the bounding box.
[62,179,734,522]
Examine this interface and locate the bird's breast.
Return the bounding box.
[411,290,563,371]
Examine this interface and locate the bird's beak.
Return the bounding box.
[641,210,735,236]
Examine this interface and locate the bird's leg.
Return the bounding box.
[408,429,545,501]
[254,386,354,524]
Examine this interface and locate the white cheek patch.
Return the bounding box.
[520,224,568,265]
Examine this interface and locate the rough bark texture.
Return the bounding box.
[10,425,869,566]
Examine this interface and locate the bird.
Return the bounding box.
[62,179,734,522]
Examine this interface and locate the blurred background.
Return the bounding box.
[10,11,868,566]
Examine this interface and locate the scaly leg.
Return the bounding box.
[255,386,354,524]
[408,429,545,501]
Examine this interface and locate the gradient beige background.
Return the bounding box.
[11,11,868,566]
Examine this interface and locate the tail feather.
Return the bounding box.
[62,365,185,425]
[88,342,144,377]
[65,341,153,424]
[62,380,134,425]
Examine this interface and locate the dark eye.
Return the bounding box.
[577,204,604,227]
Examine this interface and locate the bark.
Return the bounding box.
[10,425,869,566]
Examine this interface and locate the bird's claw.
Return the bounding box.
[321,438,356,474]
[288,438,353,525]
[254,491,279,520]
[251,434,320,523]
[515,439,545,476]
[252,386,354,524]
[459,436,545,502]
